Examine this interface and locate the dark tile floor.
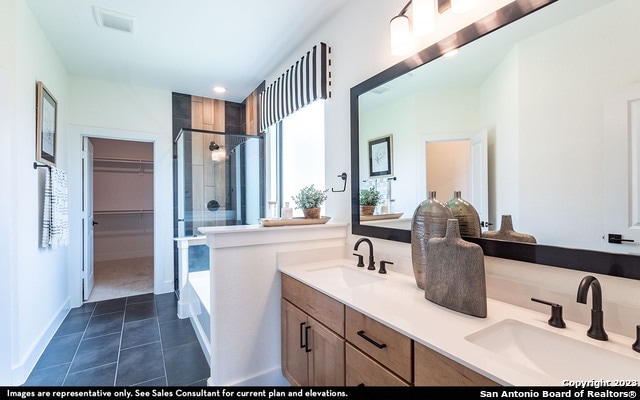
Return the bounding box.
[23,292,210,386]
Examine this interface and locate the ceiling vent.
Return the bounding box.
[92,6,136,33]
[371,85,392,95]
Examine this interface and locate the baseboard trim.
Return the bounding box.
[207,367,289,387]
[12,297,70,385]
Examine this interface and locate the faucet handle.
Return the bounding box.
[379,260,393,274]
[633,325,640,353]
[353,253,365,268]
[531,298,566,328]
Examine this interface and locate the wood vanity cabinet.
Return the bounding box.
[281,275,345,386]
[414,341,499,386]
[281,273,500,387]
[345,306,412,386]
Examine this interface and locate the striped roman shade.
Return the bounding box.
[259,42,331,132]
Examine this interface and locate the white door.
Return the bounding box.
[469,130,489,227]
[603,82,640,253]
[82,137,95,300]
[418,129,489,227]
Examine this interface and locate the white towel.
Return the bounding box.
[42,166,69,249]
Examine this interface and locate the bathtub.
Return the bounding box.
[175,236,211,366]
[187,270,211,365]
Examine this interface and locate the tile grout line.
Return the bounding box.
[112,297,128,385]
[61,302,96,385]
[156,295,170,386]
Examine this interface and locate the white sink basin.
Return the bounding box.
[306,265,384,287]
[465,319,640,381]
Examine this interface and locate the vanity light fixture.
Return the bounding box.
[412,0,437,36]
[451,0,477,14]
[390,13,412,56]
[389,0,475,56]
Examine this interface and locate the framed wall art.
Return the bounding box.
[368,134,393,178]
[36,81,57,166]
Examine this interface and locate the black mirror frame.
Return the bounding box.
[350,0,640,281]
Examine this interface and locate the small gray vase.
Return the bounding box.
[481,214,536,243]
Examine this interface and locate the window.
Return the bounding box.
[266,101,325,217]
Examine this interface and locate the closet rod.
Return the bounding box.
[93,157,153,164]
[94,209,154,215]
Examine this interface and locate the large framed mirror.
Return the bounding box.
[351,0,640,280]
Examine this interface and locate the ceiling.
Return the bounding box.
[25,0,349,103]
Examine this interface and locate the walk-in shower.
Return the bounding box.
[175,128,265,238]
[173,127,264,354]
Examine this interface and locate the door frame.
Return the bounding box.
[68,125,174,307]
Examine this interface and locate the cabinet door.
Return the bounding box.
[414,341,499,386]
[307,316,345,386]
[281,299,309,386]
[346,343,409,387]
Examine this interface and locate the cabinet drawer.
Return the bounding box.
[282,274,344,336]
[346,343,409,387]
[345,306,412,382]
[414,341,499,386]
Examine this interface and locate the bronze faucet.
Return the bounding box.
[576,275,608,341]
[354,238,375,270]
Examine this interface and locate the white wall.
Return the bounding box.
[1,2,174,383]
[0,1,16,384]
[262,0,514,224]
[67,76,174,306]
[265,0,640,338]
[516,0,640,249]
[1,0,70,385]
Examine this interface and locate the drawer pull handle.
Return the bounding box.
[305,326,312,353]
[299,322,306,349]
[357,330,387,349]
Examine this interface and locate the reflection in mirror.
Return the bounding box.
[354,0,640,253]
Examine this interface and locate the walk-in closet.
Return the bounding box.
[88,138,154,302]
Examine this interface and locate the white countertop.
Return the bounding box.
[279,258,640,386]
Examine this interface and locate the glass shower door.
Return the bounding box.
[176,129,264,237]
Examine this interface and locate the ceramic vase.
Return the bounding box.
[410,191,452,289]
[481,214,537,243]
[425,219,487,318]
[445,191,481,238]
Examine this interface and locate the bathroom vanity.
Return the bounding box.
[281,272,495,386]
[278,258,640,386]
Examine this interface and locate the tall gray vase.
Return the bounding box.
[425,219,487,318]
[445,191,481,237]
[411,191,452,289]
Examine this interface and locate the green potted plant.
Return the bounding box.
[359,186,381,216]
[292,185,329,219]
